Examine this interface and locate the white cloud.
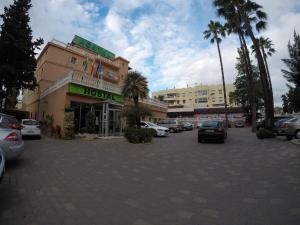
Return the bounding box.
[1,0,299,106]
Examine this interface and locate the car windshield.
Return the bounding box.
[287,117,298,123]
[23,120,38,125]
[146,122,158,127]
[201,121,220,128]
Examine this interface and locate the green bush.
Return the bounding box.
[122,105,152,128]
[256,128,275,139]
[124,128,156,143]
[64,112,75,139]
[79,127,88,133]
[85,111,96,133]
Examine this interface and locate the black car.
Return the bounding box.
[182,122,193,131]
[198,120,227,143]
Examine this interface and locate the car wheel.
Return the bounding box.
[295,130,300,139]
[220,138,225,143]
[169,128,175,133]
[198,137,202,143]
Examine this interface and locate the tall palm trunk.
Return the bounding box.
[261,46,273,91]
[239,10,274,130]
[216,40,229,128]
[133,97,141,128]
[238,32,257,132]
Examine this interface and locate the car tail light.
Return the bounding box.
[4,132,18,141]
[217,128,224,132]
[21,125,25,129]
[283,123,289,128]
[9,123,21,129]
[36,125,40,129]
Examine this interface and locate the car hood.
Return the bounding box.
[152,126,168,130]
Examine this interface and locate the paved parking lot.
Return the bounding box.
[0,128,300,225]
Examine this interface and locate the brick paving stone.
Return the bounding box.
[0,128,299,225]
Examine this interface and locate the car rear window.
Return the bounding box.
[201,121,220,128]
[0,115,19,128]
[23,120,39,125]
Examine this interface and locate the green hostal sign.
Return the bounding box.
[68,83,124,104]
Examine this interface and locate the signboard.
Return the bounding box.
[71,35,115,60]
[68,83,124,104]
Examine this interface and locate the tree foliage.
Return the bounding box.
[0,0,43,109]
[122,71,149,128]
[281,31,300,113]
[230,48,263,115]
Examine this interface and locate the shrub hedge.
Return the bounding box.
[256,128,275,139]
[124,128,156,143]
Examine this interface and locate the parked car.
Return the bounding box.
[234,120,245,128]
[0,148,5,183]
[157,119,183,133]
[274,116,294,136]
[141,121,169,137]
[280,116,300,140]
[21,119,41,138]
[182,122,193,131]
[256,115,293,130]
[196,121,203,129]
[198,120,227,143]
[0,113,24,160]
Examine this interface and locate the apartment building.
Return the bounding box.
[23,35,167,136]
[153,84,236,109]
[152,84,244,119]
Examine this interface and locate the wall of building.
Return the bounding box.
[38,85,68,128]
[152,84,236,109]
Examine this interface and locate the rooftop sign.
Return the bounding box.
[68,83,124,104]
[71,35,115,60]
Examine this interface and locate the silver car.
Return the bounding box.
[0,148,5,182]
[0,113,24,160]
[280,116,300,140]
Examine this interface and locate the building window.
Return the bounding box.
[70,57,77,64]
[219,89,222,94]
[197,90,208,95]
[195,98,208,103]
[82,60,88,71]
[183,100,186,104]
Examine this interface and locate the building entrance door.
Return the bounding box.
[97,102,122,137]
[71,101,122,137]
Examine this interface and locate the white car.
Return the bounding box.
[0,148,5,182]
[141,121,169,137]
[21,119,41,138]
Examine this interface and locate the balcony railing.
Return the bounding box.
[40,71,122,99]
[140,98,168,109]
[40,71,168,109]
[50,39,120,69]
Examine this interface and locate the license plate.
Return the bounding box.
[205,130,214,133]
[28,131,34,133]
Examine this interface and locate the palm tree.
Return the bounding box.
[122,71,149,127]
[203,20,229,127]
[225,18,257,132]
[213,0,275,131]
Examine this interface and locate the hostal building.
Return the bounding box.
[23,35,167,136]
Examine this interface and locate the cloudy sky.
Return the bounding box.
[1,0,300,105]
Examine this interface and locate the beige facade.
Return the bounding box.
[23,36,167,135]
[152,84,237,110]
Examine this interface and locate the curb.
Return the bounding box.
[291,139,300,146]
